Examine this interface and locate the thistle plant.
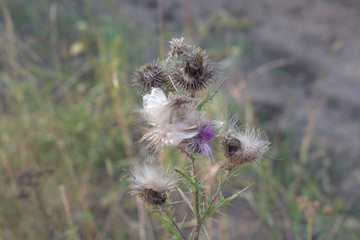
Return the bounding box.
[127,37,270,240]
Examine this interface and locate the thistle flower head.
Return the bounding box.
[133,61,169,92]
[128,164,178,206]
[185,122,215,162]
[221,117,270,168]
[171,47,216,93]
[168,37,191,58]
[141,88,204,150]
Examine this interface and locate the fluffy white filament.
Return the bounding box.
[129,164,178,196]
[141,88,204,150]
[230,125,270,158]
[221,115,270,166]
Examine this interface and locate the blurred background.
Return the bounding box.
[0,0,359,239]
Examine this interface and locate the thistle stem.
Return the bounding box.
[171,218,187,240]
[177,146,201,240]
[191,158,201,240]
[162,207,186,240]
[206,170,231,214]
[197,169,231,233]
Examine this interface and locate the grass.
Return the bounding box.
[0,0,359,239]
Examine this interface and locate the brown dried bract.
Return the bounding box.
[171,48,216,93]
[133,61,170,92]
[139,188,168,206]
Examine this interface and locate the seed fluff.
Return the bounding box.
[140,88,204,150]
[128,164,178,206]
[221,116,270,168]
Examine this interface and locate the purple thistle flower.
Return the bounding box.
[186,122,215,162]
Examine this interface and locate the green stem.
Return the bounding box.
[198,169,231,232]
[207,170,231,213]
[307,217,314,240]
[191,158,201,240]
[177,146,201,240]
[196,76,227,110]
[162,207,187,240]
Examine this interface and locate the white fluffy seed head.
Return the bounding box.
[221,116,270,168]
[128,164,178,205]
[140,88,204,150]
[142,87,170,125]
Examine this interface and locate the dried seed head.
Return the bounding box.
[128,164,178,206]
[296,196,320,219]
[171,48,216,93]
[296,196,309,212]
[133,61,170,92]
[168,37,191,58]
[221,117,269,168]
[141,88,204,150]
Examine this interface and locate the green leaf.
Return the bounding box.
[196,77,226,110]
[175,169,197,187]
[146,206,183,239]
[206,184,253,219]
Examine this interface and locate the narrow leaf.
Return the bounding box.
[177,187,194,213]
[146,206,182,239]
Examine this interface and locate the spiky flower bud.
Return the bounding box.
[128,164,178,206]
[133,61,169,92]
[221,117,269,168]
[141,88,204,150]
[171,47,216,93]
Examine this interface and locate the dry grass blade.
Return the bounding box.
[234,183,253,199]
[177,187,194,213]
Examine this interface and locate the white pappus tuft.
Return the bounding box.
[128,164,178,206]
[140,88,204,150]
[221,116,270,168]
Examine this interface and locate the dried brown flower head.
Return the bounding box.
[221,117,269,169]
[128,164,178,206]
[171,48,216,93]
[296,196,320,219]
[133,61,169,92]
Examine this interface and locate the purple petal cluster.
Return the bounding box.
[186,122,215,162]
